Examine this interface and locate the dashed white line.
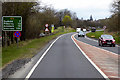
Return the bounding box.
[105,70,117,73]
[85,36,98,42]
[109,76,119,78]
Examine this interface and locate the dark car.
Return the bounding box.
[78,31,85,37]
[87,29,90,31]
[91,27,96,32]
[98,35,115,47]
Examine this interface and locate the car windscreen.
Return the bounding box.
[79,31,84,34]
[103,35,113,39]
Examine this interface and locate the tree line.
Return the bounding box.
[3,1,117,47]
[99,0,120,34]
[2,2,81,47]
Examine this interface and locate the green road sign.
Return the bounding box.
[2,16,22,31]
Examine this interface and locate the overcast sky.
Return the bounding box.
[40,0,114,20]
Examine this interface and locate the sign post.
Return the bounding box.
[14,31,21,48]
[45,24,49,35]
[103,26,106,34]
[2,16,22,47]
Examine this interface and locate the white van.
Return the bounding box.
[76,28,81,33]
[83,29,86,32]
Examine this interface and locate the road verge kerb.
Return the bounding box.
[71,33,110,80]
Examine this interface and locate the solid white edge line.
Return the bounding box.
[85,37,98,42]
[25,34,65,79]
[71,34,110,80]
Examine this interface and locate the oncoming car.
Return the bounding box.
[78,31,85,37]
[91,27,96,32]
[98,35,115,47]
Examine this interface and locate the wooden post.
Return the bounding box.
[5,31,7,47]
[17,38,18,48]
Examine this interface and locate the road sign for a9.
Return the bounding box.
[2,16,22,31]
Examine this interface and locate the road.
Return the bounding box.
[29,33,105,79]
[74,34,119,54]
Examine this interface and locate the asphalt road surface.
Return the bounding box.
[29,33,105,79]
[74,34,119,54]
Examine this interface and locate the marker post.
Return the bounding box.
[14,31,21,48]
[17,38,18,48]
[103,26,106,34]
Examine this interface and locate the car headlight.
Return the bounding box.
[113,40,115,42]
[103,40,106,41]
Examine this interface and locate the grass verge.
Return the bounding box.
[86,31,104,39]
[2,27,75,68]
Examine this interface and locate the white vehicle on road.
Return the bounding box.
[83,29,86,32]
[76,28,81,33]
[78,31,85,37]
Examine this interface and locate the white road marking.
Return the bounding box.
[71,34,110,80]
[75,34,118,56]
[100,66,117,69]
[85,36,98,42]
[25,34,66,79]
[105,70,117,73]
[109,76,119,78]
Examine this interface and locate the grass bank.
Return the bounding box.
[86,31,120,44]
[86,31,104,39]
[2,27,75,68]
